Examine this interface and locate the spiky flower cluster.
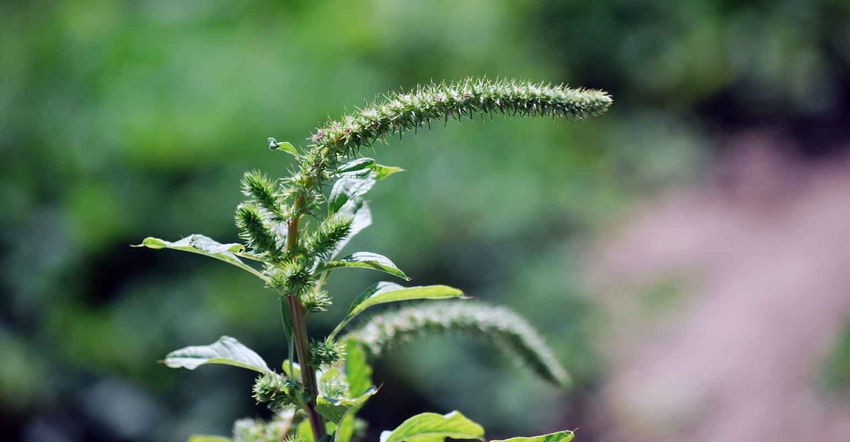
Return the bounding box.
[346,302,569,386]
[300,78,612,184]
[252,373,304,411]
[309,338,345,367]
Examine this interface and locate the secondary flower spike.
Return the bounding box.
[301,78,612,182]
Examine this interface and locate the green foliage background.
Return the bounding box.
[1,1,848,441]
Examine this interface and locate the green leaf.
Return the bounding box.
[316,386,378,423]
[280,298,293,341]
[268,138,299,157]
[133,235,268,282]
[335,158,375,176]
[329,175,376,214]
[335,412,357,442]
[189,435,231,442]
[281,359,301,379]
[330,282,464,339]
[344,338,372,397]
[328,202,372,260]
[379,411,484,442]
[490,430,575,442]
[321,252,409,280]
[164,336,273,375]
[371,164,404,180]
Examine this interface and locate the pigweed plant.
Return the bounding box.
[137,79,611,442]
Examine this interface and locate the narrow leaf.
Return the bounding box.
[335,158,376,175]
[268,138,299,157]
[164,336,272,375]
[133,235,267,282]
[379,411,484,442]
[490,430,575,442]
[371,164,404,180]
[321,252,409,280]
[347,283,463,320]
[330,283,464,339]
[189,435,231,442]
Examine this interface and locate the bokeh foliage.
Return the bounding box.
[1,1,848,441]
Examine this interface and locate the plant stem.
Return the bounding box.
[285,199,326,441]
[288,294,325,440]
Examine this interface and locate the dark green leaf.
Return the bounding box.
[379,411,484,442]
[164,336,272,375]
[328,202,372,260]
[329,175,375,214]
[490,430,575,442]
[133,235,267,282]
[321,252,409,280]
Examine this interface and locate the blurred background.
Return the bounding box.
[2,1,850,441]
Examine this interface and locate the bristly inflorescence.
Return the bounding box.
[299,78,612,186]
[345,302,570,387]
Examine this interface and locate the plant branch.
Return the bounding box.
[285,195,326,441]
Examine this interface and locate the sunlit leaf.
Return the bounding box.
[164,336,272,375]
[490,430,575,442]
[335,158,375,176]
[320,252,409,280]
[379,411,484,442]
[188,435,231,442]
[133,235,267,282]
[268,138,299,157]
[344,338,372,397]
[329,282,464,339]
[371,164,404,180]
[316,386,378,423]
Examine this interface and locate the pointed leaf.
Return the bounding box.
[490,431,575,442]
[379,411,484,442]
[164,336,272,375]
[321,252,409,280]
[330,282,464,339]
[347,283,463,320]
[329,175,376,214]
[371,164,404,180]
[133,235,267,282]
[335,158,376,176]
[268,138,299,157]
[316,386,378,423]
[189,436,231,442]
